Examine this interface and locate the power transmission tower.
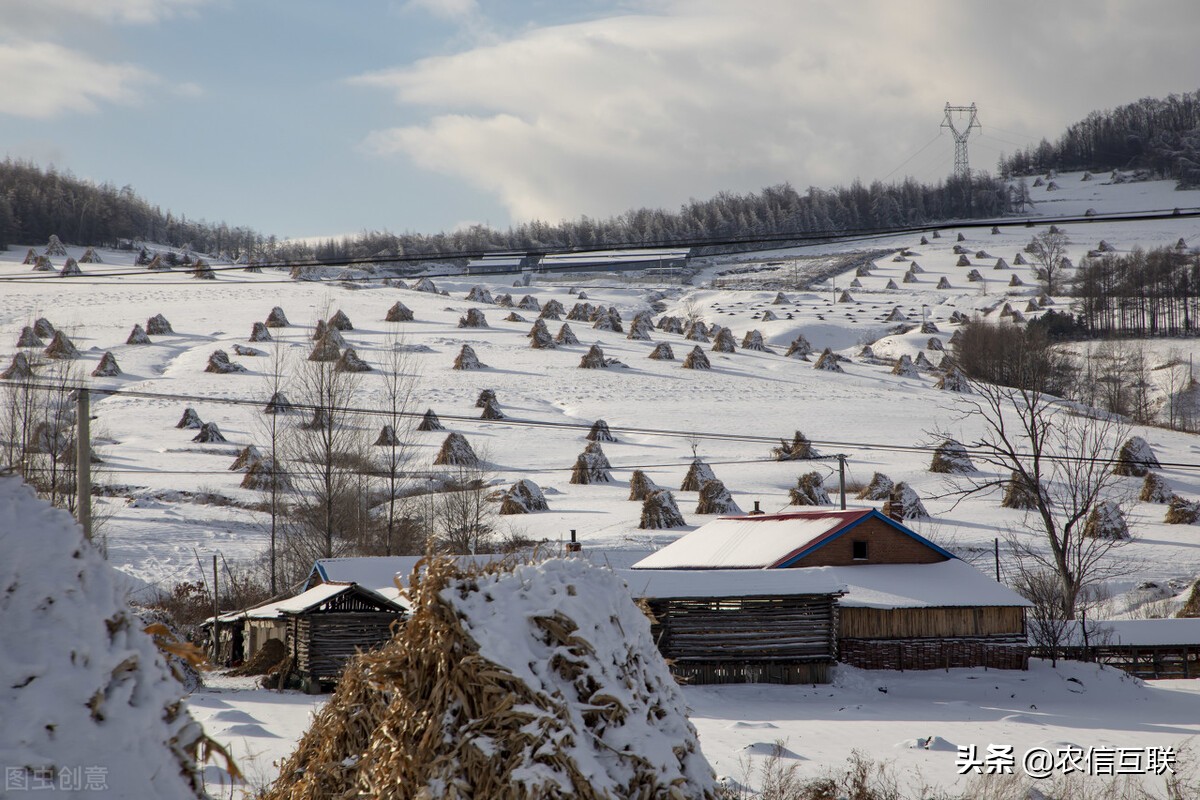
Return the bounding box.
[942,102,981,179]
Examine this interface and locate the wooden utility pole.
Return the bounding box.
[211,554,220,663]
[76,388,92,542]
[836,454,847,510]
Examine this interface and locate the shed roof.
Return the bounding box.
[1056,619,1200,647]
[617,560,1029,608]
[631,508,954,570]
[214,581,406,623]
[539,248,690,265]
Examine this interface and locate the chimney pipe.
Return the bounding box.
[749,500,765,516]
[566,528,582,553]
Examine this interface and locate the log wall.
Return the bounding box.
[291,612,403,683]
[648,594,838,684]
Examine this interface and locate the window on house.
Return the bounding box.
[852,540,868,560]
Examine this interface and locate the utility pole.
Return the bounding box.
[836,454,847,510]
[76,388,92,543]
[942,103,981,180]
[211,554,220,663]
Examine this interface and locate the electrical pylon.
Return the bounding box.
[942,103,981,179]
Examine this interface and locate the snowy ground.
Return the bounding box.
[5,172,1200,794]
[187,659,1200,797]
[2,172,1199,603]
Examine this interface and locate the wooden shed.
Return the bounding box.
[633,508,1030,672]
[278,582,407,686]
[618,569,845,684]
[1048,619,1200,680]
[833,560,1029,670]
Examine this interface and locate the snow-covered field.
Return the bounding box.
[6,171,1200,794]
[188,659,1200,796]
[2,172,1200,598]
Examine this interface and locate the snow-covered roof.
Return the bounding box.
[833,560,1030,609]
[539,248,690,265]
[615,568,848,600]
[618,560,1029,608]
[215,581,406,623]
[466,255,525,268]
[311,556,428,592]
[1058,619,1200,647]
[311,550,656,594]
[631,508,954,569]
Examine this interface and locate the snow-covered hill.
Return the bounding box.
[0,170,1195,614]
[9,172,1200,798]
[0,172,1199,612]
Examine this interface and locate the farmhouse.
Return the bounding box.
[631,508,1030,678]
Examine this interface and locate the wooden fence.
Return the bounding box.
[840,636,1029,671]
[1043,645,1200,680]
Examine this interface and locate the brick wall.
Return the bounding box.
[785,516,948,567]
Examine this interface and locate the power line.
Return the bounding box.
[882,131,945,182]
[6,378,1200,474]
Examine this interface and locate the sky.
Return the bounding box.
[1,0,1198,241]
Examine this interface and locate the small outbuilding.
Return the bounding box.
[211,580,407,686]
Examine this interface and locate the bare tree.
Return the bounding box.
[1026,229,1070,295]
[1,355,83,512]
[410,454,498,555]
[375,327,419,556]
[256,339,293,594]
[937,361,1131,619]
[281,315,370,564]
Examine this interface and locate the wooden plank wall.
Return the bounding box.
[839,606,1026,639]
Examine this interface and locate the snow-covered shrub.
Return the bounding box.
[790,472,832,506]
[640,490,686,529]
[929,439,974,474]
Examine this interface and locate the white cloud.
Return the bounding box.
[0,42,153,118]
[172,81,205,98]
[4,0,208,31]
[403,0,480,21]
[353,0,1200,223]
[0,0,211,117]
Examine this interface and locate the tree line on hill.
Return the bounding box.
[997,89,1200,187]
[0,159,268,257]
[0,156,1010,262]
[276,174,1011,264]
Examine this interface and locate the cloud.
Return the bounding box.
[172,81,205,98]
[353,0,1200,224]
[0,0,211,117]
[0,42,154,118]
[403,0,480,21]
[3,0,208,32]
